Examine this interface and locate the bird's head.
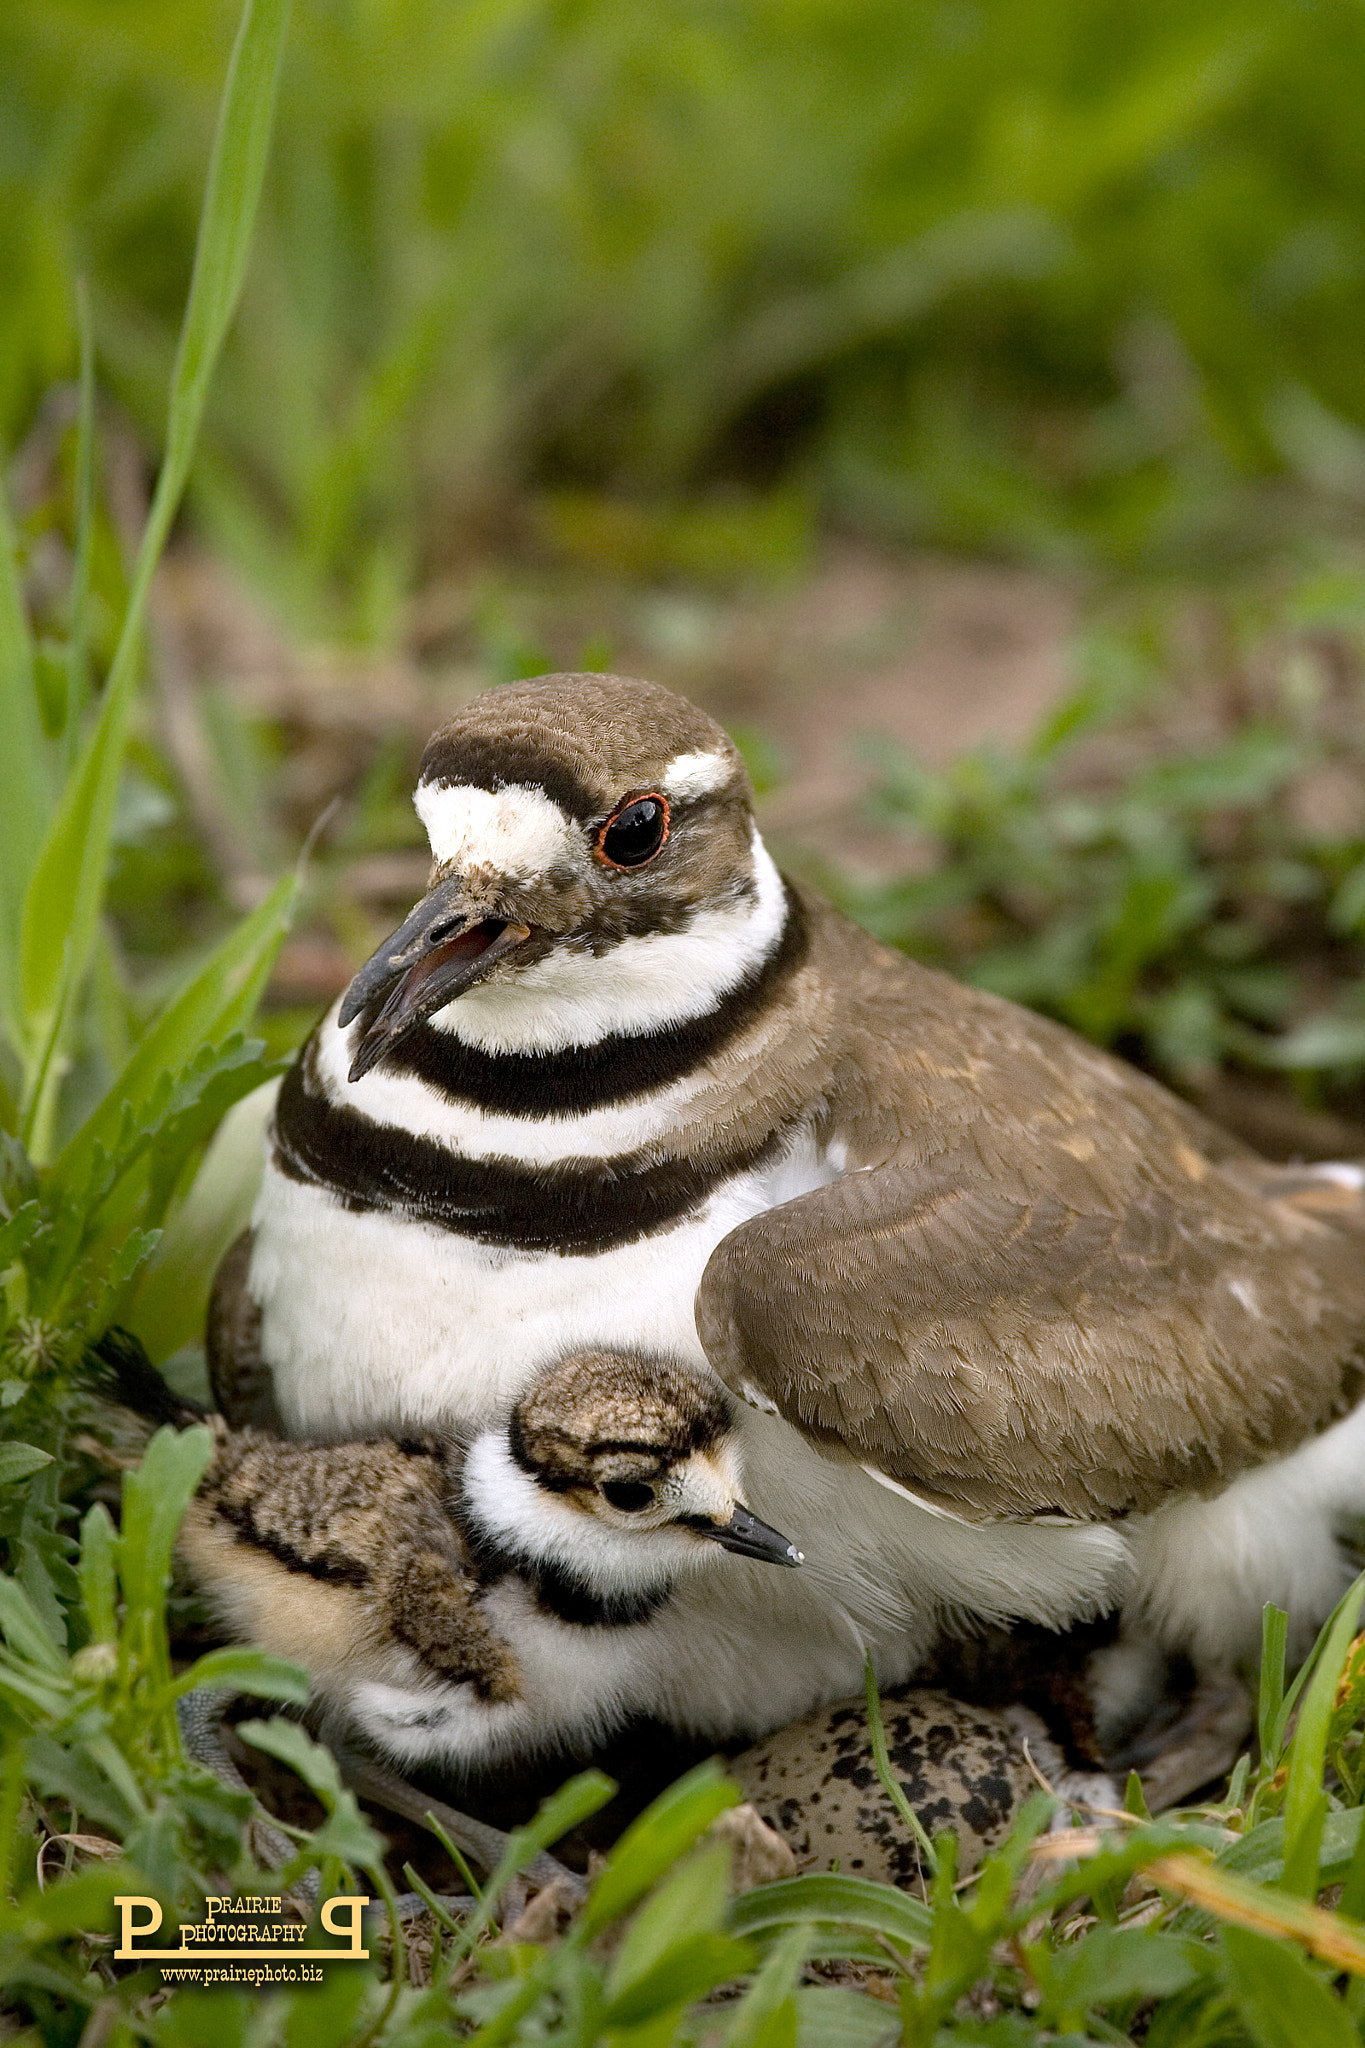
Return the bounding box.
[460,1348,802,1600]
[338,673,778,1078]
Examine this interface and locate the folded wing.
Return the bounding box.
[696,1153,1365,1522]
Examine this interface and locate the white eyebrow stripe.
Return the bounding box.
[414,781,580,877]
[663,749,735,801]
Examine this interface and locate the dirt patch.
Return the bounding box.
[155,536,1077,884]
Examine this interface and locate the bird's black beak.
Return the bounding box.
[698,1503,803,1567]
[339,877,534,1082]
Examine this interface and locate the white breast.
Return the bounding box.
[251,1122,840,1440]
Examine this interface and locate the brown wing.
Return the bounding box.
[696,1151,1365,1523]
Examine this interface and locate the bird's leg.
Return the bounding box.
[332,1747,586,1908]
[177,1688,305,1879]
[176,1691,474,1924]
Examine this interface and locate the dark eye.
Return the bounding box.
[597,794,669,870]
[602,1480,655,1513]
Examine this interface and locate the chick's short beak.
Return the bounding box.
[698,1503,803,1567]
[339,876,532,1082]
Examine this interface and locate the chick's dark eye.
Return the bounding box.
[602,1480,655,1513]
[598,795,669,869]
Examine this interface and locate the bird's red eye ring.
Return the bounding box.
[595,792,670,870]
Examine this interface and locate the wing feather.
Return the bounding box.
[696,1153,1365,1522]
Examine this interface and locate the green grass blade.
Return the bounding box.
[171,1646,309,1705]
[17,0,291,1070]
[1260,1603,1289,1761]
[864,1655,939,1874]
[64,278,97,771]
[1282,1570,1365,1896]
[0,476,50,1044]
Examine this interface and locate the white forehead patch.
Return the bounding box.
[415,781,580,877]
[663,749,734,801]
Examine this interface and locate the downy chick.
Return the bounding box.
[174,1345,801,1774]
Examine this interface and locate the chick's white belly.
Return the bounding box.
[250,1149,810,1441]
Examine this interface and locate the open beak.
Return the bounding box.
[698,1503,803,1567]
[339,877,533,1082]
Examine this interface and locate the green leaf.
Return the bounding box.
[602,1933,755,2029]
[1220,1808,1363,1889]
[0,1444,53,1486]
[791,1985,899,2048]
[582,1761,738,1937]
[1341,1808,1365,1926]
[0,1201,41,1275]
[16,0,291,1079]
[1263,1014,1365,1071]
[1038,1924,1204,2014]
[446,1769,616,1967]
[724,1922,810,2048]
[40,1039,276,1329]
[173,1646,310,1706]
[80,1733,147,1822]
[118,1425,215,1622]
[0,1574,69,1675]
[484,1770,613,1900]
[53,872,295,1197]
[8,1861,139,1939]
[62,279,97,771]
[1221,1926,1357,2048]
[863,1655,937,1872]
[0,1663,73,1721]
[77,1503,117,1645]
[21,1733,136,1836]
[1329,860,1365,936]
[1259,1602,1290,1762]
[609,1841,733,1998]
[282,1961,371,2048]
[127,1076,277,1361]
[729,1874,934,1952]
[234,1716,386,1869]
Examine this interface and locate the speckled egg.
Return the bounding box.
[729,1688,1112,1887]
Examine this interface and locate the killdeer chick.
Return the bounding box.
[218,671,1365,1729]
[175,1345,801,1771]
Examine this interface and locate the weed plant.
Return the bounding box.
[7,5,1365,2042]
[842,587,1365,1110]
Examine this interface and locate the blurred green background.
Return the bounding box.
[8,0,1365,632]
[11,21,1365,2035]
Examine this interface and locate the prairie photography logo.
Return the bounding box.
[114,1891,370,1986]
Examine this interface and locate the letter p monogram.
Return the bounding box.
[114,1896,162,1956]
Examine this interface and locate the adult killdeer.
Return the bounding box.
[218,673,1365,1720]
